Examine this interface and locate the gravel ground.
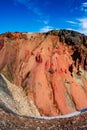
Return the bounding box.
[0,108,87,130]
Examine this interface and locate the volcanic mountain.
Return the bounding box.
[0,30,87,117]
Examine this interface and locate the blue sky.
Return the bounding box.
[0,0,87,34]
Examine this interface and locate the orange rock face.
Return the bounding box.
[0,30,87,116]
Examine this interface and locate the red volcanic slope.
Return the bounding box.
[0,31,87,116]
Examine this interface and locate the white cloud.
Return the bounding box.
[81,2,87,12]
[82,2,87,8]
[66,20,77,25]
[77,18,87,35]
[66,28,74,30]
[79,18,87,29]
[40,26,54,32]
[66,18,87,35]
[43,20,49,25]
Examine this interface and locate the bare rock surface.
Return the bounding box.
[0,74,40,116]
[0,30,87,129]
[0,30,87,116]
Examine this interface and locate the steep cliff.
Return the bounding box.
[0,30,87,116]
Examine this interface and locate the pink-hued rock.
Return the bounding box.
[0,31,87,116]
